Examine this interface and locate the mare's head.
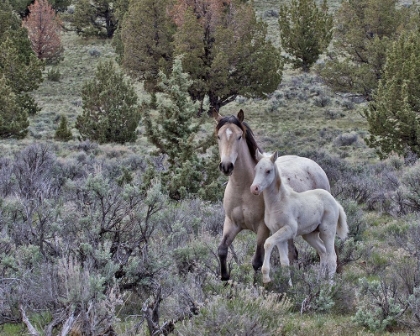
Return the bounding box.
[213,109,261,176]
[250,150,279,195]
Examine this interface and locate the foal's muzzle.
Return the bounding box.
[250,184,261,195]
[219,162,234,176]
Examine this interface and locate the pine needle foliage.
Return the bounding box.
[365,31,420,159]
[76,60,140,144]
[278,0,333,72]
[143,57,221,200]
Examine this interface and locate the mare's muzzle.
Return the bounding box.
[219,162,234,176]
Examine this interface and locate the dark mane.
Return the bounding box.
[215,115,262,161]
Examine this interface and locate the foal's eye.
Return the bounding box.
[266,170,271,175]
[238,135,242,141]
[217,135,221,140]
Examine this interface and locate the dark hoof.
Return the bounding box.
[221,274,230,281]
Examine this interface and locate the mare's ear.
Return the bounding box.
[212,109,223,123]
[237,109,244,122]
[270,151,278,163]
[255,149,264,162]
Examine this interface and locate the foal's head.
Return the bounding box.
[250,150,279,195]
[213,109,260,176]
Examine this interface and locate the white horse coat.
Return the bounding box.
[250,151,348,284]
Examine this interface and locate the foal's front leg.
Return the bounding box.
[262,225,295,284]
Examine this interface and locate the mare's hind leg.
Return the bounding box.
[218,217,242,281]
[262,225,295,284]
[252,223,270,272]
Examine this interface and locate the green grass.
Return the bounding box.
[0,325,25,335]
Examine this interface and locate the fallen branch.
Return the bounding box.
[19,304,40,336]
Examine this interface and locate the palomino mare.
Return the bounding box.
[214,109,331,280]
[250,151,348,284]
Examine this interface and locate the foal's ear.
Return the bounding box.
[237,109,245,123]
[212,109,223,123]
[270,151,278,163]
[255,149,264,162]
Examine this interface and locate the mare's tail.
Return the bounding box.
[336,203,349,240]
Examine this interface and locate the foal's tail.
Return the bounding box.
[336,203,349,240]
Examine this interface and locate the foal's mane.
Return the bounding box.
[215,115,262,162]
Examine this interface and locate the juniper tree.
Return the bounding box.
[76,60,140,144]
[55,115,72,141]
[143,57,221,200]
[0,34,43,116]
[319,0,412,100]
[73,0,121,38]
[1,1,43,118]
[278,0,333,72]
[23,0,63,63]
[0,76,29,139]
[0,0,20,34]
[121,0,282,113]
[172,0,282,113]
[365,31,420,158]
[120,0,174,92]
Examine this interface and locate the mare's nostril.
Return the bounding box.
[219,162,234,175]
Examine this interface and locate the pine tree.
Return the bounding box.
[278,0,333,72]
[143,57,221,200]
[0,76,29,139]
[23,0,63,63]
[365,31,420,158]
[319,0,412,99]
[55,115,72,141]
[120,0,173,92]
[76,60,140,144]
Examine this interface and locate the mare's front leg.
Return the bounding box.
[218,217,242,281]
[262,225,295,284]
[252,223,270,272]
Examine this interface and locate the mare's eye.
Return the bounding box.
[238,135,242,141]
[266,169,271,175]
[217,135,221,140]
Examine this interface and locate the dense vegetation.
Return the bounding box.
[1,0,420,335]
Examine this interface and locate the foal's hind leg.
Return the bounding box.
[302,232,328,279]
[318,224,338,280]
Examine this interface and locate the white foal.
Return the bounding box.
[250,150,348,285]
